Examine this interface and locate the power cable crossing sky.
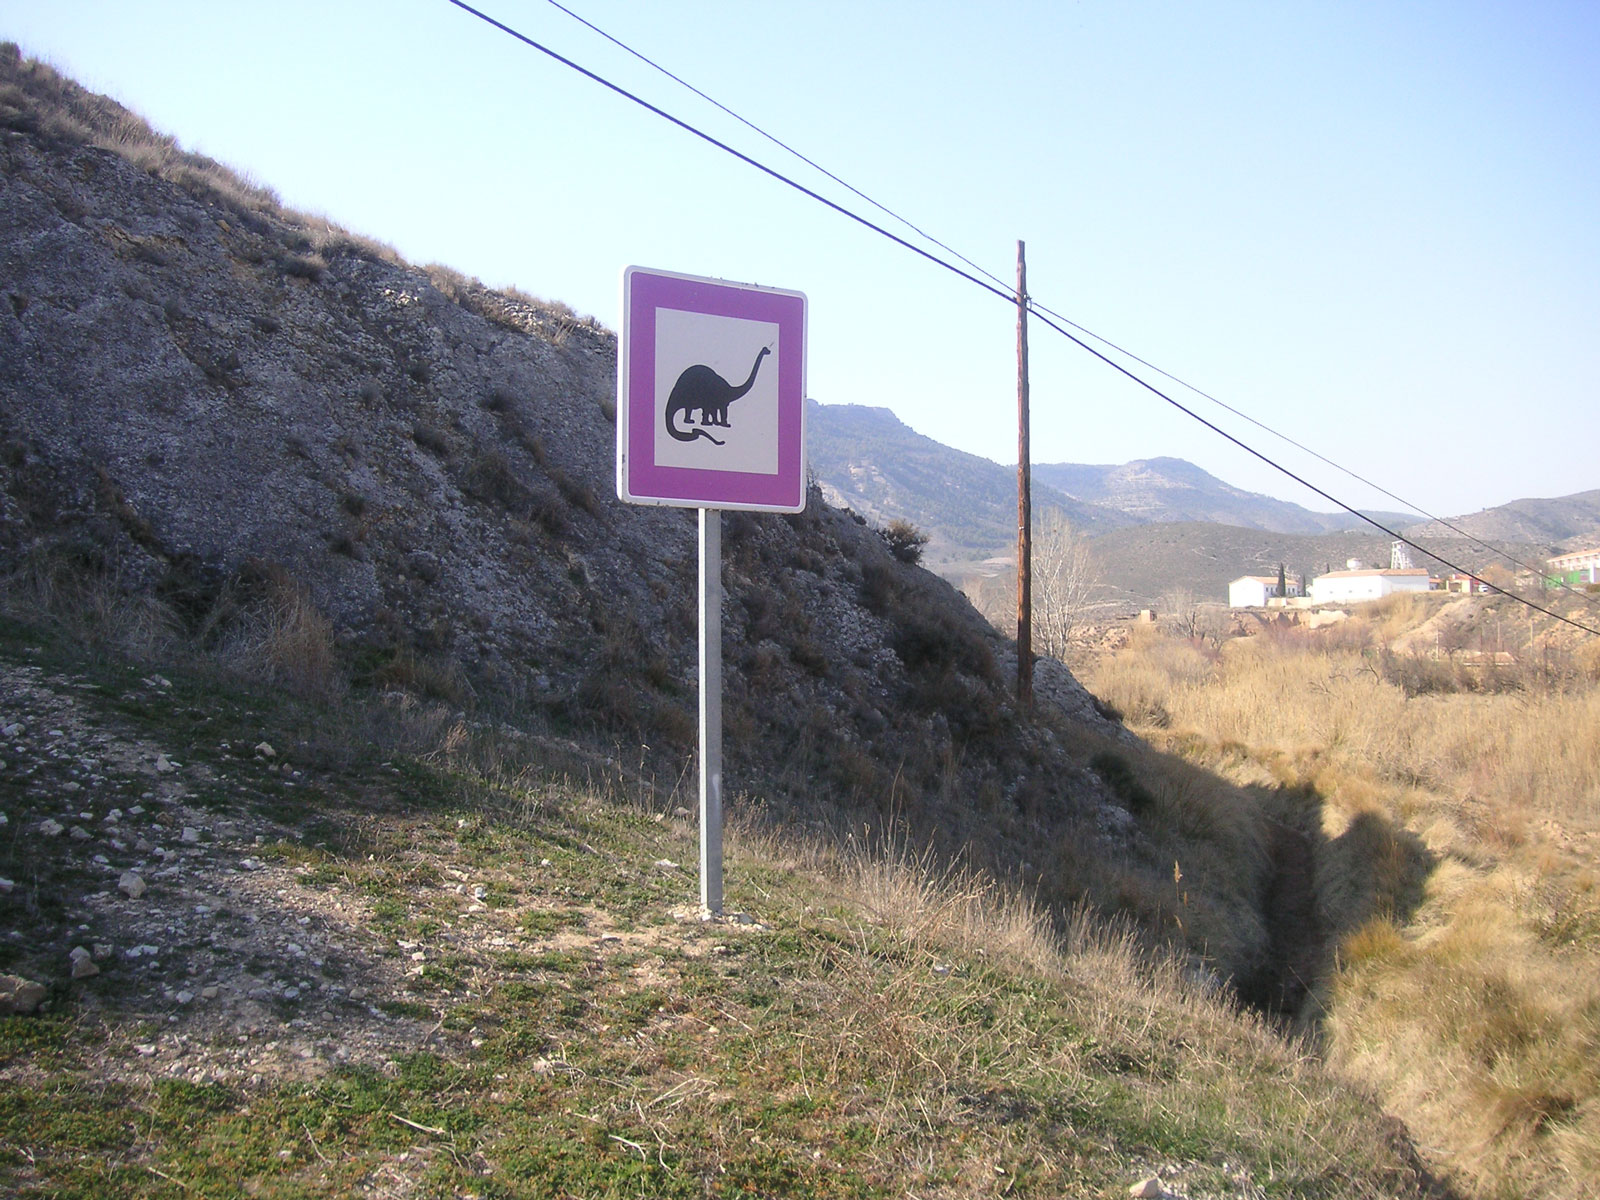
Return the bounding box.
[448,0,1600,638]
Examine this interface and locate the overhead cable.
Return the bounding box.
[445,0,1600,638]
[538,0,1598,612]
[538,0,1017,299]
[1028,299,1600,609]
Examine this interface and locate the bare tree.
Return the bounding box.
[1033,512,1103,661]
[1161,588,1203,640]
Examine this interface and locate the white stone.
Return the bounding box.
[181,827,200,844]
[69,947,99,979]
[1129,1179,1164,1199]
[254,742,276,758]
[39,819,64,837]
[155,755,176,774]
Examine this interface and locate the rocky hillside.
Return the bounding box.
[3,47,1307,978]
[1405,488,1600,549]
[806,400,1134,569]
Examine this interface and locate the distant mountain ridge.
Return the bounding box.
[1406,490,1600,549]
[806,401,1137,567]
[808,401,1598,604]
[1031,457,1416,534]
[809,401,1420,564]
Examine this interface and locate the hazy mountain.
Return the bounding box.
[1405,490,1600,549]
[809,403,1593,606]
[806,401,1136,567]
[809,402,1421,569]
[1034,457,1419,534]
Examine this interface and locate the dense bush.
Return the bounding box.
[880,518,928,565]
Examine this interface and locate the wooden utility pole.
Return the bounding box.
[1016,240,1033,707]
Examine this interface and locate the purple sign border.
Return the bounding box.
[618,266,807,513]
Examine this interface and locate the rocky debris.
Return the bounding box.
[0,656,454,1083]
[1129,1178,1164,1199]
[0,974,47,1015]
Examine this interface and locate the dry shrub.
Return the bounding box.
[2,545,180,660]
[838,839,1062,975]
[1099,615,1600,1198]
[370,649,469,705]
[1338,916,1408,969]
[220,575,344,702]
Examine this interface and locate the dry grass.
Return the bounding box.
[1,545,181,660]
[216,576,346,702]
[1084,606,1600,1199]
[718,814,1429,1198]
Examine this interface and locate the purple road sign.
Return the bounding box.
[618,266,807,513]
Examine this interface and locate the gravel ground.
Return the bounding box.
[1,652,483,1086]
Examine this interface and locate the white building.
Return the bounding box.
[1547,546,1600,586]
[1308,567,1431,605]
[1228,574,1302,608]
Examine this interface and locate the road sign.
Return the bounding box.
[618,266,807,513]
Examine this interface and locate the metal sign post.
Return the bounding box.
[698,509,723,913]
[617,266,806,918]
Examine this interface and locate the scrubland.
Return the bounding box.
[0,599,1440,1198]
[1085,593,1600,1200]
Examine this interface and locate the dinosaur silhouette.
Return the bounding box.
[664,346,771,446]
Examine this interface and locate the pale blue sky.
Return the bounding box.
[5,1,1597,520]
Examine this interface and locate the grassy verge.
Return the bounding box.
[0,616,1433,1199]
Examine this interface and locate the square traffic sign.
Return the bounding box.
[617,266,807,512]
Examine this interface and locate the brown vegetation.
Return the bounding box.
[1082,595,1600,1199]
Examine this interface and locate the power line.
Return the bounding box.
[538,0,1017,299]
[447,0,1014,308]
[445,1,1600,639]
[1023,307,1600,637]
[536,0,1600,614]
[1027,298,1600,611]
